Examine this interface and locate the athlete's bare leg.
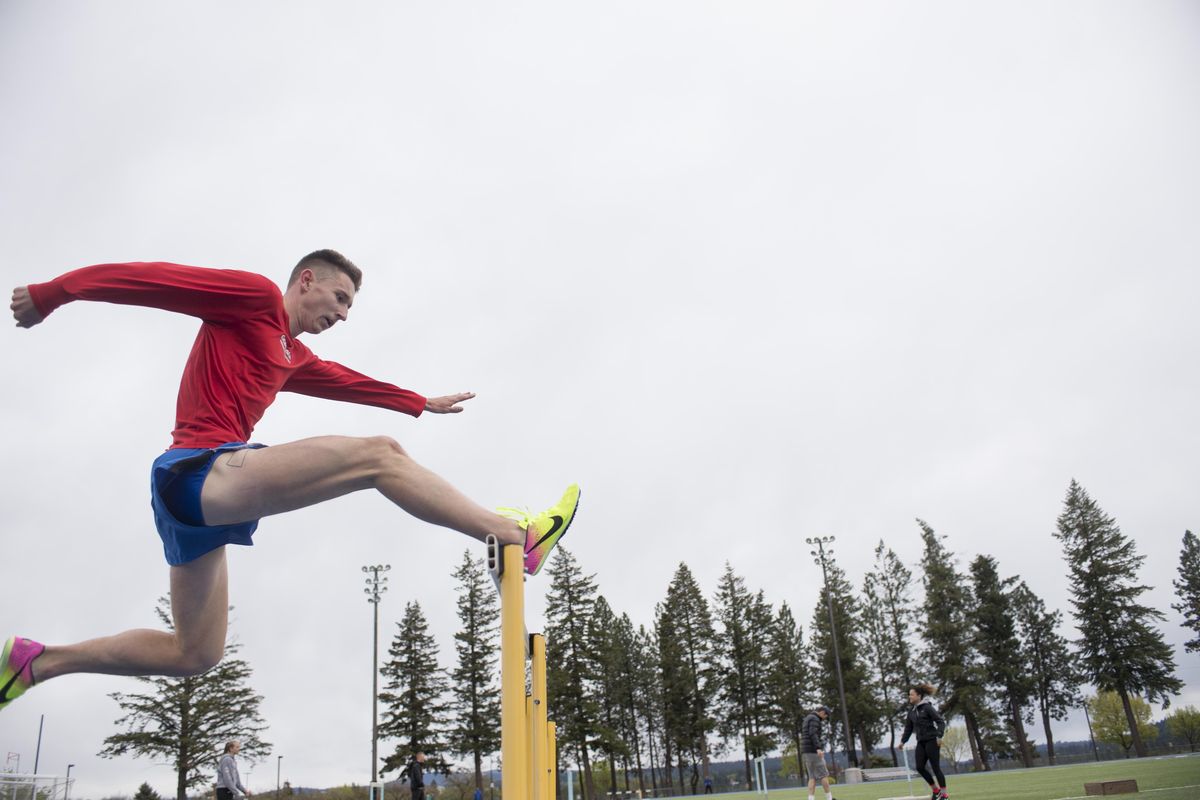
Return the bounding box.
[32,548,230,681]
[29,436,523,683]
[199,435,525,546]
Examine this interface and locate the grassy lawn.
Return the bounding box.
[691,754,1200,800]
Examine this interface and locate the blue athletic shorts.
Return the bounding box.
[150,442,266,566]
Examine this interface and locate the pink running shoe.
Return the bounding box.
[0,636,45,711]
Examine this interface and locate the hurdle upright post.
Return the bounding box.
[530,633,548,800]
[547,721,558,800]
[495,541,529,800]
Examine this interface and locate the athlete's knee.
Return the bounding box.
[363,435,411,477]
[174,639,224,676]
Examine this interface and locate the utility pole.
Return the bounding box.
[363,563,391,797]
[806,536,858,767]
[1082,701,1101,762]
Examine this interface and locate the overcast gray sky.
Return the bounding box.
[2,2,1198,797]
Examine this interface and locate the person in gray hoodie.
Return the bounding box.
[900,682,948,800]
[216,741,250,800]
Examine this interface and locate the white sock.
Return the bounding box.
[808,795,814,800]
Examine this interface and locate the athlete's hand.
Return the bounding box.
[425,392,476,414]
[11,286,43,328]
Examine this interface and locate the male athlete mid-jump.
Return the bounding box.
[2,250,579,710]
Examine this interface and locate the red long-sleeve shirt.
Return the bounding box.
[27,262,426,448]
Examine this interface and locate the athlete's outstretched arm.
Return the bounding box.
[10,286,43,328]
[20,263,277,324]
[283,357,477,416]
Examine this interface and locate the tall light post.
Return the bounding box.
[66,764,75,800]
[276,755,283,800]
[363,564,391,794]
[34,715,44,773]
[806,535,858,767]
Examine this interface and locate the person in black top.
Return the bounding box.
[900,683,948,800]
[403,752,427,800]
[800,706,834,800]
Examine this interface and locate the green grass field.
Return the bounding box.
[693,755,1200,800]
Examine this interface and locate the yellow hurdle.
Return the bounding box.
[547,721,557,800]
[489,539,557,800]
[497,542,529,800]
[530,633,548,800]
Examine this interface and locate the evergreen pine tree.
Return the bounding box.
[590,596,631,793]
[745,591,779,762]
[861,541,919,765]
[447,550,501,791]
[712,565,774,785]
[544,548,602,800]
[917,519,999,770]
[99,599,270,800]
[610,612,650,795]
[133,782,161,800]
[969,555,1035,767]
[809,556,880,767]
[1172,530,1200,653]
[1054,481,1182,757]
[1011,580,1082,765]
[379,601,452,775]
[655,562,716,794]
[633,625,667,796]
[767,602,811,775]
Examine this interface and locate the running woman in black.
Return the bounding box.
[900,682,948,800]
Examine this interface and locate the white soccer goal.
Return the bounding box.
[751,757,768,796]
[0,773,75,800]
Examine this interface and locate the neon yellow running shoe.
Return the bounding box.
[498,484,581,576]
[0,636,44,712]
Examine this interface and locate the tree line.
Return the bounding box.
[373,480,1194,799]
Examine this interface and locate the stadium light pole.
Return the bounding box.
[34,715,44,773]
[364,564,391,791]
[806,536,858,767]
[276,755,283,800]
[65,764,75,800]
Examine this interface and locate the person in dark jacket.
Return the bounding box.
[800,706,834,800]
[900,683,948,800]
[403,752,427,800]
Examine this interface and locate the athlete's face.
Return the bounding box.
[298,267,356,335]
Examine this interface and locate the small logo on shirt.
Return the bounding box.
[279,335,293,363]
